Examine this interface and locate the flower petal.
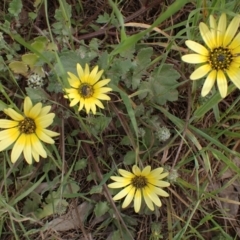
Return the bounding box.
[199,22,215,49]
[118,169,135,178]
[217,13,227,47]
[185,40,209,55]
[209,15,217,38]
[216,70,228,98]
[23,136,32,164]
[144,186,161,207]
[201,70,217,96]
[4,109,24,121]
[0,120,19,128]
[149,180,170,187]
[181,54,208,64]
[93,79,111,88]
[35,128,55,144]
[77,64,84,80]
[226,67,240,89]
[141,166,151,176]
[154,187,169,197]
[229,32,240,49]
[143,189,155,210]
[132,165,141,176]
[68,72,81,88]
[133,189,142,213]
[24,97,33,116]
[113,185,133,201]
[190,64,212,80]
[122,186,136,210]
[30,134,47,158]
[28,102,42,118]
[148,167,164,178]
[11,133,26,163]
[223,15,240,47]
[35,114,55,128]
[0,128,20,151]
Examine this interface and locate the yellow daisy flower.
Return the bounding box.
[0,97,59,164]
[182,13,240,98]
[108,165,170,213]
[64,63,112,114]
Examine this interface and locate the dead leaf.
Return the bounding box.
[48,201,93,231]
[219,182,239,218]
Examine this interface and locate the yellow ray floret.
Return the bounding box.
[64,63,112,114]
[182,13,240,98]
[0,97,59,164]
[108,165,170,213]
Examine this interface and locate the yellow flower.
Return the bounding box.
[0,97,59,164]
[64,63,112,114]
[182,13,240,98]
[108,165,170,213]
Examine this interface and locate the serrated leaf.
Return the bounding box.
[89,38,99,52]
[97,51,108,70]
[54,0,72,21]
[109,58,132,84]
[74,158,87,171]
[131,47,152,90]
[8,0,23,17]
[135,47,153,66]
[138,82,150,100]
[94,201,109,217]
[22,192,42,215]
[132,71,143,90]
[56,51,94,78]
[120,136,131,146]
[36,199,68,219]
[123,151,136,165]
[9,61,28,76]
[25,87,49,101]
[90,185,102,194]
[96,13,111,24]
[139,64,180,105]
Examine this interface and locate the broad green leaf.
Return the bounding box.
[8,0,22,17]
[108,58,132,84]
[123,151,136,165]
[55,0,72,21]
[22,53,38,68]
[25,87,49,101]
[96,12,111,23]
[74,158,88,171]
[135,47,153,67]
[94,201,109,217]
[9,61,28,76]
[139,64,180,105]
[31,41,45,53]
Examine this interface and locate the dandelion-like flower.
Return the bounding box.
[108,165,170,213]
[64,63,112,114]
[0,97,59,164]
[182,13,240,98]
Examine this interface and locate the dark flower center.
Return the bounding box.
[209,47,233,70]
[79,84,94,98]
[19,117,36,134]
[131,176,148,188]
